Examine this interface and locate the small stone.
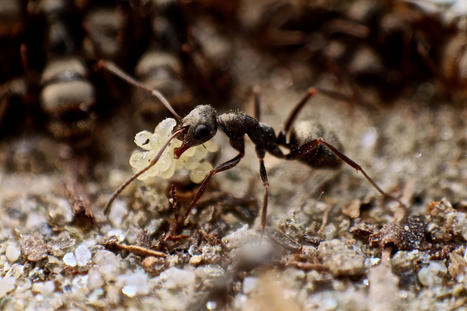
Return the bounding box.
[108,200,127,227]
[418,261,447,287]
[75,244,92,267]
[159,267,196,290]
[448,250,467,280]
[235,238,275,270]
[368,262,400,310]
[63,252,77,267]
[243,277,258,294]
[206,301,217,310]
[87,268,104,290]
[0,277,16,298]
[48,231,76,257]
[189,255,203,266]
[221,224,254,249]
[122,285,137,297]
[21,232,47,262]
[31,281,55,296]
[361,127,378,149]
[72,275,89,295]
[93,250,120,281]
[106,229,125,242]
[342,200,361,218]
[88,288,105,307]
[119,271,149,297]
[369,216,426,250]
[318,239,365,277]
[142,256,167,276]
[5,244,21,262]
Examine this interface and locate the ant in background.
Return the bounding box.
[99,60,407,234]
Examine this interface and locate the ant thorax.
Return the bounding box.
[129,118,217,183]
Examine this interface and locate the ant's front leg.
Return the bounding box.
[184,138,245,219]
[255,146,270,235]
[164,184,188,241]
[288,138,408,210]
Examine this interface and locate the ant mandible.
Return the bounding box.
[99,60,407,234]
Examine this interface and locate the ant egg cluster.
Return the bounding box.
[129,118,217,183]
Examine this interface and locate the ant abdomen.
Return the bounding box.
[289,120,343,169]
[133,50,193,125]
[40,57,96,142]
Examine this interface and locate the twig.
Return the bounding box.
[102,238,167,257]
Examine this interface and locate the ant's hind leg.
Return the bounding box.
[283,88,317,134]
[253,85,261,121]
[288,138,408,210]
[280,87,352,141]
[277,88,317,146]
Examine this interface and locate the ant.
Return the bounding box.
[99,60,407,234]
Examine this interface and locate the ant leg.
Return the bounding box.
[253,85,261,121]
[277,88,317,146]
[283,88,317,134]
[278,87,353,145]
[415,40,443,78]
[185,138,245,219]
[288,138,408,209]
[103,128,186,214]
[255,147,269,234]
[167,183,179,235]
[164,184,187,241]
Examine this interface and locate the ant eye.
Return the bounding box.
[193,124,210,140]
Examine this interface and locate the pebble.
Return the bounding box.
[87,268,104,290]
[63,252,77,267]
[243,277,258,294]
[142,256,167,275]
[21,232,48,262]
[109,200,128,228]
[93,250,120,282]
[235,238,275,268]
[106,229,125,242]
[318,239,365,277]
[75,244,92,267]
[88,288,104,306]
[120,271,149,297]
[5,244,21,262]
[31,281,55,296]
[189,255,203,266]
[418,261,447,287]
[0,277,16,298]
[160,267,196,290]
[361,127,378,149]
[222,224,252,249]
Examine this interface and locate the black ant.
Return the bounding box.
[99,60,407,233]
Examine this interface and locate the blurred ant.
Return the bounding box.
[99,60,407,233]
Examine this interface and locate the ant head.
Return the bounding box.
[174,105,217,158]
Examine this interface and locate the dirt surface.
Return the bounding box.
[0,1,466,311]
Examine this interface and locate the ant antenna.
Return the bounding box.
[96,60,183,121]
[103,127,186,214]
